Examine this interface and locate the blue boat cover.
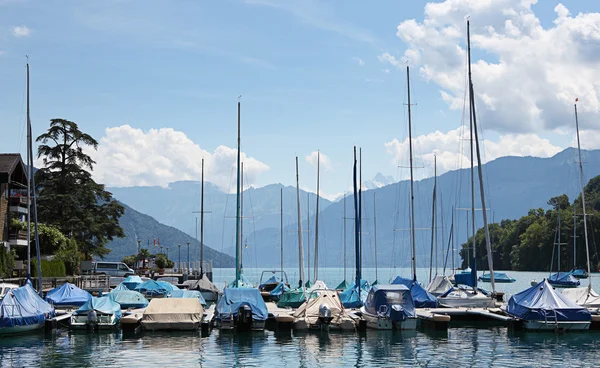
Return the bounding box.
[108,290,149,309]
[45,283,91,307]
[216,288,268,321]
[269,282,290,297]
[135,280,171,296]
[391,276,438,308]
[228,274,254,288]
[0,282,55,328]
[122,275,144,290]
[304,280,314,288]
[454,264,477,287]
[112,283,130,292]
[74,296,122,323]
[156,281,179,291]
[168,290,207,305]
[478,272,516,283]
[570,269,588,278]
[548,272,580,287]
[340,279,370,308]
[507,279,591,322]
[364,284,416,321]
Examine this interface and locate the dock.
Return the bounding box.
[418,307,521,327]
[265,302,295,330]
[45,312,72,331]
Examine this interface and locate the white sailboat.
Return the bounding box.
[310,151,328,291]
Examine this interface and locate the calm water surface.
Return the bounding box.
[1,269,599,367]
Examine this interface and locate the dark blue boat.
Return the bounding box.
[391,276,438,308]
[478,272,516,283]
[569,268,589,279]
[548,272,580,288]
[362,284,417,330]
[45,282,92,307]
[216,288,268,331]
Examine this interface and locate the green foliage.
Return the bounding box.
[122,255,137,268]
[0,247,16,278]
[32,259,66,277]
[35,118,125,259]
[54,238,81,275]
[138,248,151,269]
[154,253,168,269]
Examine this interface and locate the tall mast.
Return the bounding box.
[575,101,592,286]
[314,151,320,281]
[343,194,347,282]
[406,66,417,281]
[241,162,244,269]
[573,207,576,270]
[374,192,378,282]
[468,20,496,291]
[353,147,361,299]
[429,155,437,283]
[306,193,310,285]
[295,156,305,287]
[200,158,205,275]
[558,210,562,273]
[467,21,476,277]
[235,99,242,286]
[359,148,362,280]
[280,187,283,276]
[26,59,31,278]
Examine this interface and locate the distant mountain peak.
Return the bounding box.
[363,172,395,190]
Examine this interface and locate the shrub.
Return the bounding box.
[31,259,66,277]
[0,247,16,278]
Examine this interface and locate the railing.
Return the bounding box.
[8,230,27,240]
[0,275,111,294]
[8,196,27,207]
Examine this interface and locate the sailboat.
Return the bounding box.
[548,209,579,288]
[438,20,495,308]
[310,151,327,291]
[390,66,438,309]
[0,60,55,334]
[335,194,350,291]
[262,188,291,301]
[215,99,268,331]
[569,208,589,279]
[562,99,600,308]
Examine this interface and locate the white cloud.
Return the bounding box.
[12,25,31,37]
[84,125,269,191]
[381,1,600,134]
[385,126,563,179]
[305,150,332,172]
[352,57,365,66]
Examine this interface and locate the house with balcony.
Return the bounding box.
[0,153,29,250]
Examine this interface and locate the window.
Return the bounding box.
[119,264,129,271]
[96,263,118,270]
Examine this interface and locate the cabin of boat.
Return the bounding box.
[391,276,438,308]
[361,284,417,330]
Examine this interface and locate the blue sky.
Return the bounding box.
[1,0,599,199]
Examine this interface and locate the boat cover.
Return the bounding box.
[426,275,453,296]
[569,269,588,279]
[135,280,171,296]
[216,288,268,321]
[109,290,149,309]
[157,281,179,291]
[340,279,370,308]
[269,282,290,297]
[307,280,328,292]
[142,298,203,325]
[122,275,144,290]
[186,275,219,293]
[0,282,55,328]
[548,272,580,287]
[45,282,91,307]
[74,296,122,322]
[304,280,314,288]
[228,274,254,288]
[276,289,306,308]
[391,276,438,308]
[335,280,350,291]
[478,272,515,283]
[112,283,130,292]
[168,290,207,305]
[562,286,600,308]
[506,279,591,322]
[364,284,416,320]
[454,265,477,287]
[294,289,354,327]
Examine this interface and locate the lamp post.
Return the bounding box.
[178,244,182,274]
[136,239,141,272]
[186,241,190,275]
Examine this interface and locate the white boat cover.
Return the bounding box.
[426,276,453,296]
[141,298,203,327]
[562,286,600,308]
[294,290,354,327]
[307,280,328,292]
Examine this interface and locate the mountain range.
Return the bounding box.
[105,148,600,270]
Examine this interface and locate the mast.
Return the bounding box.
[234,99,242,286]
[241,162,244,269]
[558,210,562,274]
[359,148,362,281]
[575,100,592,286]
[467,21,476,280]
[295,157,306,287]
[314,151,320,281]
[573,207,576,270]
[26,60,31,278]
[429,156,437,283]
[280,187,283,276]
[374,192,378,282]
[306,193,310,285]
[406,65,417,281]
[353,147,361,299]
[200,158,205,275]
[343,194,347,282]
[468,20,496,292]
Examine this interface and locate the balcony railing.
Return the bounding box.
[9,230,27,241]
[8,196,27,207]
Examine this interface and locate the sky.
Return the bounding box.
[1,0,600,200]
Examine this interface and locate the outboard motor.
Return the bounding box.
[389,304,407,322]
[86,309,98,331]
[237,305,253,331]
[318,303,334,328]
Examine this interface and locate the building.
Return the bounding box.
[0,153,28,249]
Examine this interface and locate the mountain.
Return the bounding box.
[107,182,332,257]
[363,173,395,190]
[105,203,235,267]
[242,148,600,268]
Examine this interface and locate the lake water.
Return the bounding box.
[1,268,599,367]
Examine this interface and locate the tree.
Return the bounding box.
[0,247,16,278]
[122,255,137,268]
[35,119,125,259]
[138,248,151,269]
[154,253,168,269]
[54,238,81,275]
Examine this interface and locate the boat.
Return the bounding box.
[439,20,497,308]
[335,280,350,292]
[135,279,172,298]
[215,288,268,331]
[45,282,92,308]
[121,275,144,290]
[391,276,438,308]
[108,289,149,309]
[70,296,122,330]
[141,298,203,331]
[569,269,588,279]
[426,275,453,297]
[505,279,591,331]
[548,272,580,288]
[562,287,600,308]
[293,289,356,331]
[258,271,289,300]
[0,282,55,334]
[478,272,516,283]
[168,289,207,306]
[185,274,219,303]
[0,283,19,301]
[360,284,417,330]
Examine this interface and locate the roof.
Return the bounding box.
[0,153,28,185]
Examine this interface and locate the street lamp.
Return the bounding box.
[136,239,141,272]
[187,241,190,275]
[178,244,182,274]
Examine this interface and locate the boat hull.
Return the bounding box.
[293,317,356,331]
[523,320,590,331]
[0,323,44,335]
[362,312,417,330]
[217,317,266,331]
[439,295,495,309]
[141,321,200,331]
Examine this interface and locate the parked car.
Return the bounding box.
[93,262,134,277]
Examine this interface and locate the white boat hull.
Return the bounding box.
[141,321,200,331]
[70,313,119,330]
[362,311,417,330]
[438,291,495,308]
[0,323,44,335]
[523,320,590,331]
